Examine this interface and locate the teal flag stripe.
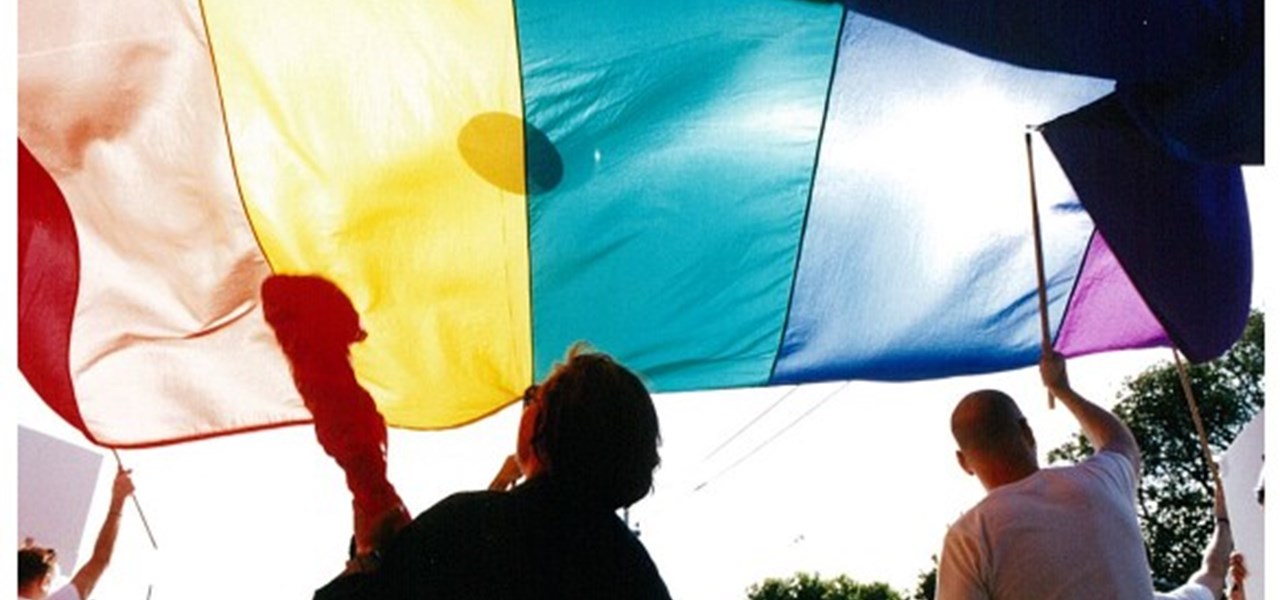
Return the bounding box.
[518,0,845,390]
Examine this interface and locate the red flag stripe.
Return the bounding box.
[18,140,90,437]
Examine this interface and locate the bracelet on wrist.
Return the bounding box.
[345,550,382,574]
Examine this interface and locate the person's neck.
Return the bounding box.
[981,461,1039,492]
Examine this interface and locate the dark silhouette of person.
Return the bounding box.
[315,344,670,600]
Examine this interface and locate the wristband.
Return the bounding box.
[346,550,382,574]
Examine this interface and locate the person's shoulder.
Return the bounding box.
[1040,449,1133,477]
[1047,450,1138,498]
[382,490,520,578]
[573,513,672,600]
[433,489,509,509]
[47,586,81,600]
[948,474,1048,531]
[392,490,517,547]
[1079,449,1138,478]
[944,498,989,538]
[414,489,512,524]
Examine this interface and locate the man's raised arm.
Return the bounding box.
[1040,352,1142,476]
[69,468,135,599]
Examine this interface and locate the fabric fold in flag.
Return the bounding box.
[17,0,305,447]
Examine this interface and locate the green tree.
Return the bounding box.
[746,572,904,600]
[1047,311,1264,589]
[909,558,936,600]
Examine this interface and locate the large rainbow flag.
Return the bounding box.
[18,0,1255,447]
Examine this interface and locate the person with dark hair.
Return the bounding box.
[315,344,670,600]
[936,352,1152,598]
[18,468,135,600]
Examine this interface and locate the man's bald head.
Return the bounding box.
[952,390,1030,456]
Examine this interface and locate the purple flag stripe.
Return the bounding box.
[1056,231,1170,357]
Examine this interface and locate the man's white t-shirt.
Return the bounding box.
[1155,582,1215,600]
[48,585,82,600]
[937,451,1155,599]
[19,587,81,600]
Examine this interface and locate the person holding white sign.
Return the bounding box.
[17,468,135,600]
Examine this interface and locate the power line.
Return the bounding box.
[701,385,800,462]
[694,381,851,492]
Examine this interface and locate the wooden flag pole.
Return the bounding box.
[1024,128,1054,409]
[1172,350,1225,493]
[111,449,158,550]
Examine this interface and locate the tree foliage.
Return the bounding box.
[1047,311,1264,589]
[746,572,903,600]
[908,559,936,600]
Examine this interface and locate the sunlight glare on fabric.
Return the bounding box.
[836,85,1033,219]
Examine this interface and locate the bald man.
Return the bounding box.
[936,352,1152,599]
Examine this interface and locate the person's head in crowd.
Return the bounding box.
[17,542,58,599]
[950,389,1039,491]
[517,345,661,509]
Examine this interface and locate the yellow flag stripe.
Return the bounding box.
[203,0,531,427]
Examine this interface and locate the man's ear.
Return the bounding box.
[956,450,974,475]
[1020,419,1037,453]
[516,402,548,479]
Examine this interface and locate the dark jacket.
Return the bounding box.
[316,477,671,600]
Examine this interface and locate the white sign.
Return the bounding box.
[1220,409,1263,600]
[18,426,104,573]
